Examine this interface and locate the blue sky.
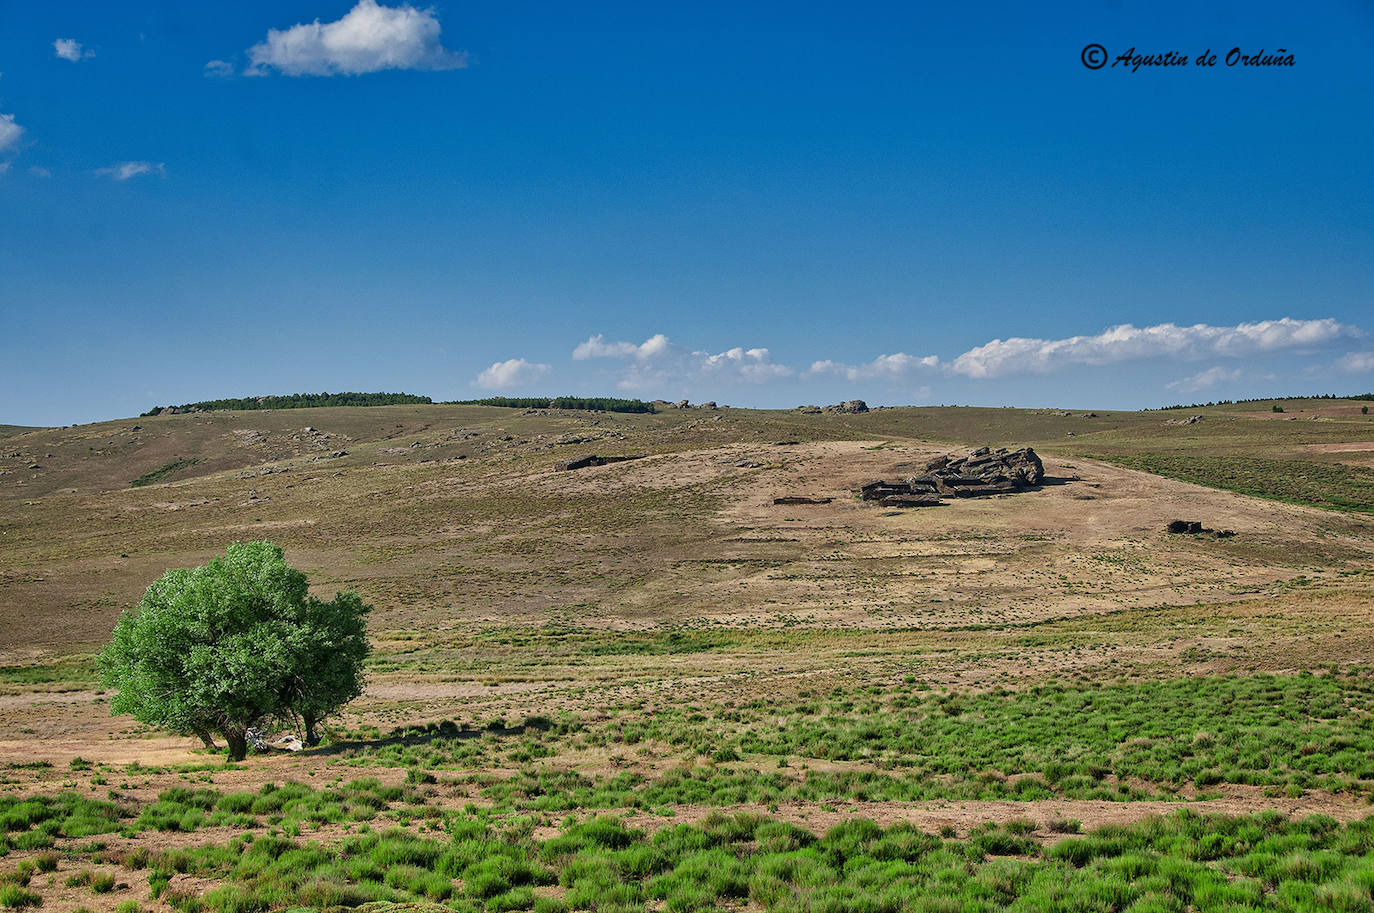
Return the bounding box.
[1,1,1371,425]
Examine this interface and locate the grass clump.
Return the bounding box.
[129,458,200,488]
[0,884,41,910]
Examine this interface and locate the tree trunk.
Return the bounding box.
[223,728,248,762]
[304,715,321,747]
[194,728,219,750]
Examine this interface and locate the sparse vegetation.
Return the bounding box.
[6,788,1374,913]
[1087,452,1374,515]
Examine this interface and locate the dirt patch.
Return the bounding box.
[1301,442,1374,468]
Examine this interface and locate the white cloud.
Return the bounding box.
[949,318,1358,379]
[54,39,93,62]
[204,59,235,78]
[574,333,793,390]
[573,333,670,360]
[699,346,792,381]
[245,0,468,77]
[0,113,23,154]
[1166,366,1245,393]
[808,352,940,382]
[96,161,166,180]
[1337,352,1374,375]
[28,165,50,178]
[474,357,551,390]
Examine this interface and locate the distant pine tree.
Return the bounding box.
[143,392,431,415]
[450,396,656,414]
[1154,393,1373,411]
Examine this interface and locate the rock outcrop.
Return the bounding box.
[555,454,646,471]
[859,446,1045,507]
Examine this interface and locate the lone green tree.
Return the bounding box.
[97,541,371,760]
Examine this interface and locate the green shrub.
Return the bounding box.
[0,884,41,910]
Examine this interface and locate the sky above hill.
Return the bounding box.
[1,1,1371,425]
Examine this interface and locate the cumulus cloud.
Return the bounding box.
[574,333,793,389]
[808,352,940,382]
[204,59,235,78]
[949,318,1358,379]
[96,161,166,180]
[573,333,671,361]
[700,347,792,381]
[54,39,93,62]
[1337,352,1374,375]
[245,0,468,76]
[1166,366,1245,393]
[474,357,551,390]
[0,114,23,154]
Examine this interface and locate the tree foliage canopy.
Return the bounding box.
[97,541,371,760]
[142,391,430,415]
[449,396,656,413]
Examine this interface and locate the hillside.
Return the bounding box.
[3,400,1374,913]
[3,398,1373,654]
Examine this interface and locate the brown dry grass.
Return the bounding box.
[3,401,1374,846]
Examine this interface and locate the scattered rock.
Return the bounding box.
[822,400,869,414]
[1216,529,1235,538]
[773,496,833,505]
[771,440,800,446]
[673,400,690,409]
[328,450,348,458]
[247,728,301,752]
[795,405,822,414]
